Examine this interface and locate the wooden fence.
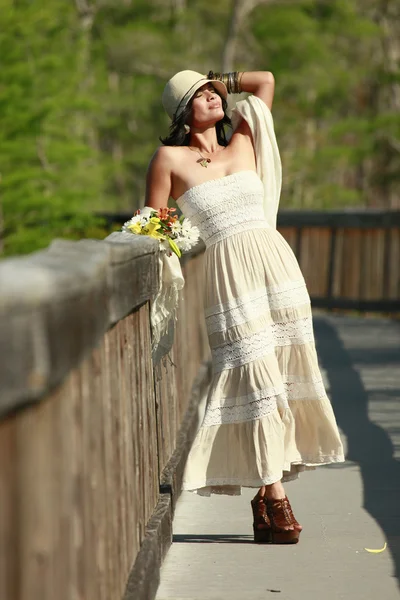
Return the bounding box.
[101,209,400,313]
[0,234,210,600]
[279,209,400,312]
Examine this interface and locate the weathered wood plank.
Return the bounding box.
[17,399,54,600]
[389,230,400,300]
[341,230,362,299]
[0,415,18,600]
[103,233,159,324]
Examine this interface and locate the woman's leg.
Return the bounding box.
[258,481,286,500]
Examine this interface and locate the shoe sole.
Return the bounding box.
[253,528,301,544]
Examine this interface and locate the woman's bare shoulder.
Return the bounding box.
[146,146,188,206]
[148,145,186,175]
[149,146,186,179]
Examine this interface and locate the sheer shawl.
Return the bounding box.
[230,95,282,229]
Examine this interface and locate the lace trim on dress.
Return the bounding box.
[205,279,310,334]
[272,316,314,346]
[211,317,315,372]
[203,393,285,426]
[177,173,270,247]
[178,170,262,211]
[211,327,275,372]
[284,379,326,400]
[210,384,286,409]
[266,279,310,311]
[203,377,327,426]
[206,220,269,247]
[189,196,266,247]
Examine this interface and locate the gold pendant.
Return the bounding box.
[195,155,211,168]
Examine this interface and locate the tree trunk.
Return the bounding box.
[221,0,259,71]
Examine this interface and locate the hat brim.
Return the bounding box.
[174,77,228,120]
[203,78,228,100]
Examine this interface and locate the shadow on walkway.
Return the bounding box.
[173,534,253,544]
[314,316,400,590]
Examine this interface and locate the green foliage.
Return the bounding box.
[0,0,106,256]
[248,0,396,209]
[0,0,398,256]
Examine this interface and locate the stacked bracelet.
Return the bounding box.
[208,70,243,94]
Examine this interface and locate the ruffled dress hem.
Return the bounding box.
[182,454,345,496]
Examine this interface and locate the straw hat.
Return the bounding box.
[162,70,228,122]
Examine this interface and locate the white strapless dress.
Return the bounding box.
[176,169,345,496]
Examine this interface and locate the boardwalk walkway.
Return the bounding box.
[156,314,400,600]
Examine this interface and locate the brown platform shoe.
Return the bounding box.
[251,494,272,543]
[264,495,302,544]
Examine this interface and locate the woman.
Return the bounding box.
[145,69,345,544]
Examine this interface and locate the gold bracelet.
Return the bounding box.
[208,70,243,94]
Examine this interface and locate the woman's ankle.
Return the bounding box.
[264,481,286,500]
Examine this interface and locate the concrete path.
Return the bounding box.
[156,314,400,600]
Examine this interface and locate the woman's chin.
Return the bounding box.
[209,109,225,124]
[212,108,224,118]
[194,111,225,128]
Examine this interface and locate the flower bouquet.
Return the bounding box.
[122,206,199,257]
[121,206,199,356]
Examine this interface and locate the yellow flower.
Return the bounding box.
[127,222,142,234]
[143,220,166,240]
[168,237,181,257]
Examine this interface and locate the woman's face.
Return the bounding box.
[189,83,224,127]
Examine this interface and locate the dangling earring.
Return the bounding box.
[184,124,190,134]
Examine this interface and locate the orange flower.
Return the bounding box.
[167,216,178,226]
[157,207,177,219]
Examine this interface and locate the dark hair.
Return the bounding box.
[160,87,232,147]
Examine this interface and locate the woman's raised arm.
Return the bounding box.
[239,71,275,110]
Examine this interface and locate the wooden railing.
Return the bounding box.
[0,234,210,600]
[279,209,400,312]
[100,209,400,313]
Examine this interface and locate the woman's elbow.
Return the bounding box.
[263,71,275,86]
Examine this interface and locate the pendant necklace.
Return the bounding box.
[188,146,211,168]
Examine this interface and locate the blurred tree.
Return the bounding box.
[0,0,398,256]
[244,0,399,209]
[0,0,106,256]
